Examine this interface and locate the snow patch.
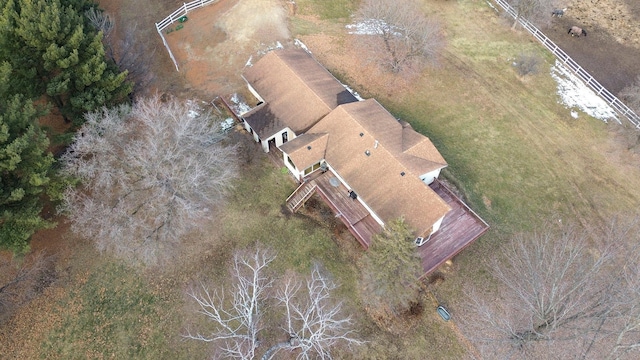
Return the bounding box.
[220,118,235,132]
[229,93,252,115]
[256,42,286,56]
[186,99,202,118]
[550,60,619,123]
[346,19,402,36]
[294,38,311,54]
[341,83,364,101]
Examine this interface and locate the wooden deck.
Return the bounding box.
[287,171,382,248]
[273,141,487,276]
[418,179,490,276]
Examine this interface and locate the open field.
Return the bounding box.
[2,0,640,358]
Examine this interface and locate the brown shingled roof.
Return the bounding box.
[306,99,452,237]
[241,104,285,139]
[242,49,357,137]
[279,133,329,171]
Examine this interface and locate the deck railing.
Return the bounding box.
[491,0,640,129]
[286,182,317,212]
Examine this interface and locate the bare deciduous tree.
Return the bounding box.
[186,251,362,359]
[85,7,114,39]
[606,257,640,359]
[462,223,617,359]
[185,249,275,360]
[353,0,444,74]
[109,23,156,96]
[266,265,363,359]
[603,228,640,360]
[507,0,557,29]
[0,251,56,322]
[60,95,239,265]
[619,75,640,115]
[85,8,155,96]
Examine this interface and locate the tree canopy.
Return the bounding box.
[353,0,444,74]
[359,218,423,320]
[0,0,131,125]
[60,96,239,264]
[0,62,56,253]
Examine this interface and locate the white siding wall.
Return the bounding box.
[419,168,442,185]
[245,83,264,107]
[282,153,303,181]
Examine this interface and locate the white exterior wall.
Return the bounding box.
[419,168,442,185]
[283,153,304,181]
[242,119,261,143]
[261,128,295,153]
[244,83,264,108]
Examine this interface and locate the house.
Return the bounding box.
[280,99,451,247]
[237,48,487,272]
[241,49,358,152]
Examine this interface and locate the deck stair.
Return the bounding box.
[286,181,317,212]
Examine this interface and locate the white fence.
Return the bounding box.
[491,0,640,129]
[155,0,219,71]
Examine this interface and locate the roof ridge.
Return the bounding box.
[276,50,347,110]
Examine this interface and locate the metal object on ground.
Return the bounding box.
[437,305,451,321]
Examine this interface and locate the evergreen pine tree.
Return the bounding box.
[1,0,131,124]
[359,218,423,318]
[0,62,55,253]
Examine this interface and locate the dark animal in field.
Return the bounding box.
[551,8,567,17]
[568,26,587,37]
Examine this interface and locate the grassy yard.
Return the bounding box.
[3,0,640,359]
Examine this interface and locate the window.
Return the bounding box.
[303,162,322,175]
[282,131,288,143]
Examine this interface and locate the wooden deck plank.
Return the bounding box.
[313,171,381,247]
[418,180,489,276]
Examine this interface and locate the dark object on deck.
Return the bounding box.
[437,305,451,321]
[349,190,358,200]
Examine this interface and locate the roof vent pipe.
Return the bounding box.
[374,140,379,149]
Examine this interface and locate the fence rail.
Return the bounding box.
[155,0,219,71]
[491,0,640,129]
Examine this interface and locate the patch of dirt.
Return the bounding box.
[162,0,290,97]
[544,0,640,94]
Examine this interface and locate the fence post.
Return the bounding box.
[491,0,640,128]
[156,23,179,72]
